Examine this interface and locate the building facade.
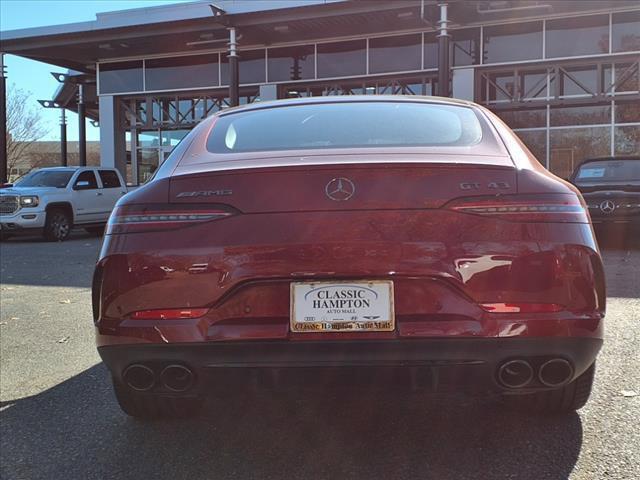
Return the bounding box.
[1,0,639,185]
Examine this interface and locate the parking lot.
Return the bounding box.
[0,232,638,480]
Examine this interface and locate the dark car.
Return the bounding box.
[570,157,640,237]
[93,96,605,419]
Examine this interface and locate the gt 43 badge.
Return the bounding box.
[459,182,511,190]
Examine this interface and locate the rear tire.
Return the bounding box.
[112,379,203,419]
[504,363,595,414]
[44,209,72,242]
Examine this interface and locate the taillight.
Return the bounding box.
[107,204,237,234]
[480,302,564,313]
[130,308,209,320]
[447,194,588,223]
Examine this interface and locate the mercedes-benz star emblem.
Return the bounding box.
[325,177,355,201]
[600,200,616,214]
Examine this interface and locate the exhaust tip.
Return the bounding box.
[538,358,574,387]
[160,364,194,392]
[498,359,533,389]
[123,364,155,391]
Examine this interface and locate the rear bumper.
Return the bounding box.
[98,337,602,394]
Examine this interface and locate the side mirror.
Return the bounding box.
[74,180,91,190]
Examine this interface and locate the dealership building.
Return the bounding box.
[0,0,638,184]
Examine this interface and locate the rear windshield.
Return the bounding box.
[206,102,483,153]
[575,160,640,183]
[16,170,74,188]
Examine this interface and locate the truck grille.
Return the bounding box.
[0,196,19,215]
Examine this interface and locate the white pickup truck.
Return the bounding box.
[0,166,127,241]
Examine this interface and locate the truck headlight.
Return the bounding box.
[19,196,39,207]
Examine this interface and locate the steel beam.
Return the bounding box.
[78,84,86,166]
[437,2,450,97]
[228,27,239,107]
[60,109,67,166]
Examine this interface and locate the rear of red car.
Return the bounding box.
[93,97,604,418]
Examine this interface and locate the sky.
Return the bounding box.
[0,0,190,142]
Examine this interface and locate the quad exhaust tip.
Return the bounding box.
[160,364,194,392]
[123,364,156,392]
[538,358,574,387]
[498,359,534,389]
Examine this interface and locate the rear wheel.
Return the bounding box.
[44,209,72,242]
[504,363,595,414]
[112,379,203,419]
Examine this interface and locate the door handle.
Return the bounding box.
[96,192,103,196]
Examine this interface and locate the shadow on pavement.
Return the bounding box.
[0,231,101,289]
[1,364,583,480]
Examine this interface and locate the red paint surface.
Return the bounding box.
[93,98,605,349]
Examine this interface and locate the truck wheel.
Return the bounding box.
[112,379,203,419]
[504,363,595,414]
[44,209,72,242]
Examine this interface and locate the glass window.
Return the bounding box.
[74,171,99,190]
[207,102,483,153]
[137,149,160,184]
[483,22,543,63]
[138,131,161,148]
[556,66,599,97]
[575,159,640,182]
[545,15,609,58]
[615,63,639,93]
[98,170,122,188]
[317,40,366,78]
[614,126,640,155]
[424,30,479,68]
[267,45,315,82]
[145,55,219,91]
[550,105,611,126]
[514,130,547,165]
[452,28,480,66]
[221,49,265,85]
[161,130,190,148]
[522,70,549,99]
[612,10,640,53]
[16,170,74,188]
[369,34,422,74]
[98,61,143,94]
[549,127,611,179]
[424,33,438,69]
[496,109,546,129]
[616,100,640,123]
[482,72,516,103]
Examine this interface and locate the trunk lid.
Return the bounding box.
[169,154,516,213]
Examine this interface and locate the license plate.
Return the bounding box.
[290,280,394,333]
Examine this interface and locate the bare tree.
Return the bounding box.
[6,84,50,179]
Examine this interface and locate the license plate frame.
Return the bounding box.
[290,280,395,333]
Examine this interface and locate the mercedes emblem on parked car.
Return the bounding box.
[325,177,355,201]
[600,200,616,214]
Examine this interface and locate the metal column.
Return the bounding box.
[60,109,67,166]
[0,53,7,183]
[77,84,86,166]
[437,2,451,97]
[228,27,239,107]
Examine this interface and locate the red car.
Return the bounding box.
[93,97,605,418]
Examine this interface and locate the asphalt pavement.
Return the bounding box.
[0,231,638,480]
